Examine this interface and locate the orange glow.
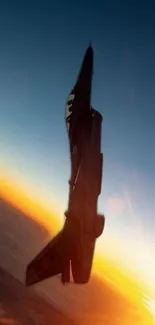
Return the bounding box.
[0,169,155,324]
[0,171,61,235]
[93,255,145,303]
[0,318,17,325]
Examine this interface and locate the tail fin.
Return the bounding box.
[26,230,71,286]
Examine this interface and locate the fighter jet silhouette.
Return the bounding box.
[26,45,105,286]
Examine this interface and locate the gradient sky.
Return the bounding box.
[1,0,155,295]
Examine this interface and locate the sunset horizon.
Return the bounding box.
[1,166,155,324]
[1,1,155,323]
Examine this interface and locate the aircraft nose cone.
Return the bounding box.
[77,45,93,81]
[83,45,93,67]
[86,45,93,56]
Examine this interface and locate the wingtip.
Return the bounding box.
[25,265,39,287]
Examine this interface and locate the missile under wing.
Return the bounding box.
[26,45,105,286]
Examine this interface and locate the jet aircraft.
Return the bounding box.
[26,45,105,286]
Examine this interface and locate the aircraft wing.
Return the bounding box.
[26,230,71,286]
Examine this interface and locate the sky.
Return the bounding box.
[0,0,155,299]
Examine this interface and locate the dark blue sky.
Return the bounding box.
[1,0,155,281]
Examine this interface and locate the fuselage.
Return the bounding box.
[64,108,104,284]
[25,45,104,288]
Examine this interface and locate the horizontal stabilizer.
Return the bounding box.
[26,230,71,286]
